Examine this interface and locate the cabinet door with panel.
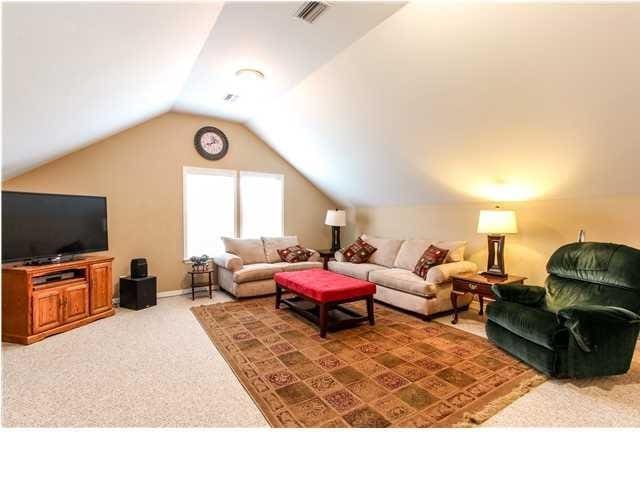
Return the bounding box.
[63,283,89,323]
[32,288,63,334]
[90,262,112,314]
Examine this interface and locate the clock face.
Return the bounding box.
[194,126,228,160]
[200,132,224,155]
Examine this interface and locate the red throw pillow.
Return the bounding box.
[414,245,449,279]
[342,237,377,264]
[278,245,313,263]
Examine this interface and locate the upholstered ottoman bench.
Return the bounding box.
[274,269,376,338]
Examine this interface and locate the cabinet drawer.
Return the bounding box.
[452,278,494,297]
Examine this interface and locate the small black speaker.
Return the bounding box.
[130,258,148,279]
[119,276,157,310]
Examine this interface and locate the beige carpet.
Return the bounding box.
[2,292,268,427]
[3,292,639,427]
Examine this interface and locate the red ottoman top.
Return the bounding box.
[274,269,376,303]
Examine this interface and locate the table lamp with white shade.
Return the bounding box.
[477,206,518,277]
[325,209,346,252]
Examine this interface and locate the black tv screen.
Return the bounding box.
[2,191,108,263]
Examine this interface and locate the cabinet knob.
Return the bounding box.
[468,283,477,290]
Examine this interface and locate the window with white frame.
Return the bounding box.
[239,171,284,239]
[183,167,237,258]
[183,167,284,259]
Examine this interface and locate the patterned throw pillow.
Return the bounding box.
[342,237,378,264]
[277,245,313,263]
[414,245,449,279]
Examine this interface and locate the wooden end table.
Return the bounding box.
[450,273,526,324]
[188,269,214,300]
[317,249,336,270]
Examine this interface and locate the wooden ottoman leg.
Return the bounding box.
[275,284,282,309]
[366,296,375,326]
[319,303,328,338]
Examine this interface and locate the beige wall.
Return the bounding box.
[3,112,337,293]
[345,195,640,286]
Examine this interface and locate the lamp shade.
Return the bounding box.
[477,209,518,234]
[325,209,346,227]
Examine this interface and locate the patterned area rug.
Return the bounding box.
[192,298,545,427]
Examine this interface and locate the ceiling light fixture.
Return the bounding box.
[235,69,265,81]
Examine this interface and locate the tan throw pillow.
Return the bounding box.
[342,237,377,264]
[262,236,299,263]
[221,237,267,264]
[278,245,313,263]
[414,245,449,279]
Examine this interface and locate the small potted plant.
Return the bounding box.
[190,254,210,272]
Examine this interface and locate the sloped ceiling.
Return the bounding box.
[5,2,640,209]
[2,1,402,180]
[249,3,640,206]
[173,1,404,121]
[2,2,224,178]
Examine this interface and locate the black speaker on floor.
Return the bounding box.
[130,258,148,279]
[119,276,157,310]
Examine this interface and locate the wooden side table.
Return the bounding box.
[450,273,526,324]
[188,269,214,300]
[317,249,336,270]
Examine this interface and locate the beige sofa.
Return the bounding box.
[328,234,476,318]
[214,236,322,297]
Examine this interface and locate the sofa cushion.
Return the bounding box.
[486,301,567,350]
[262,236,298,263]
[328,261,387,280]
[278,245,313,263]
[233,263,284,284]
[361,234,404,267]
[393,239,433,270]
[222,237,267,264]
[278,261,323,272]
[437,240,467,263]
[343,237,377,263]
[368,268,438,298]
[414,245,449,279]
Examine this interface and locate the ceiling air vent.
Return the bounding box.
[295,2,329,24]
[223,93,239,103]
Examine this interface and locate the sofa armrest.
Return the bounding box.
[492,284,546,307]
[213,252,243,272]
[307,249,320,262]
[557,305,640,353]
[425,261,477,284]
[334,250,345,262]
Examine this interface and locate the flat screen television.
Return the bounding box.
[2,191,108,264]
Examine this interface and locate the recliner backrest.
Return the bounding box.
[544,242,640,313]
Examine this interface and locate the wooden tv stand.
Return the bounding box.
[2,256,115,344]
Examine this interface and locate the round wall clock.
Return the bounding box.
[194,126,229,161]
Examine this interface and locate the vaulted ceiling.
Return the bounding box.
[2,2,224,178]
[4,2,640,207]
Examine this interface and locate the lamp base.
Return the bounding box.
[485,234,507,277]
[330,226,342,252]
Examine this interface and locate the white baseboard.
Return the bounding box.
[157,286,218,298]
[113,286,219,306]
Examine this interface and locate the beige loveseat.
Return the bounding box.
[329,234,476,318]
[214,236,322,298]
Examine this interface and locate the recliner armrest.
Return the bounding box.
[491,284,546,307]
[213,252,243,272]
[557,305,640,352]
[425,261,477,284]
